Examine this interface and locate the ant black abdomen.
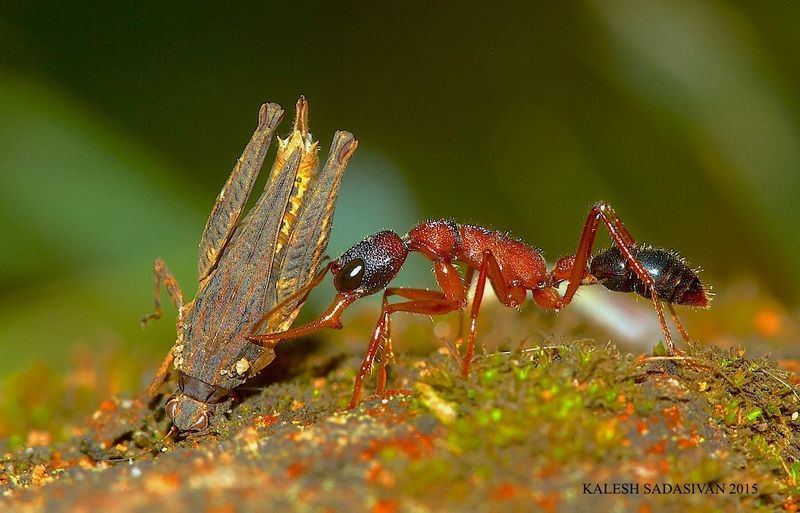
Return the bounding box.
[590,246,711,308]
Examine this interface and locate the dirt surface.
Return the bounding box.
[2,335,800,512]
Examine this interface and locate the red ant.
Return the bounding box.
[248,202,711,408]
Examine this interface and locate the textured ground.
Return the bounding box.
[2,334,800,512]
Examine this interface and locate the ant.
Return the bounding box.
[248,202,711,408]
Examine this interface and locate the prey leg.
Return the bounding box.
[141,258,185,328]
[140,258,185,397]
[146,351,175,397]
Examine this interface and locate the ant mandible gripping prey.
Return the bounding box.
[249,202,711,408]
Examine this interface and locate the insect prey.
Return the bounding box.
[142,97,358,432]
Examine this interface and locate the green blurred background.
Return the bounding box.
[1,2,799,436]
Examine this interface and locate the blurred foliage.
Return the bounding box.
[1,2,800,405]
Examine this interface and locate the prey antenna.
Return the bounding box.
[101,424,178,464]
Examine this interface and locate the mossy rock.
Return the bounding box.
[2,341,799,512]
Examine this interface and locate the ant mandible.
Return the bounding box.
[248,202,711,408]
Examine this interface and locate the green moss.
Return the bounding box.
[383,341,800,510]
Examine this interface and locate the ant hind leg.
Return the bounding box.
[560,202,678,355]
[667,303,692,345]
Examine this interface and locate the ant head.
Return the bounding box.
[331,231,408,297]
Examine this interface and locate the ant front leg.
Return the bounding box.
[350,287,462,408]
[248,288,355,346]
[561,202,676,354]
[350,261,466,408]
[141,258,185,397]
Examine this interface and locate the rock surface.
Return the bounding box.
[2,341,799,512]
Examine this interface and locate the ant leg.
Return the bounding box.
[349,287,462,408]
[667,303,692,343]
[532,288,565,310]
[464,267,476,294]
[463,255,489,378]
[141,258,185,328]
[374,311,413,400]
[560,202,676,354]
[376,294,392,396]
[375,344,392,395]
[463,250,527,378]
[250,262,332,336]
[248,290,356,345]
[455,266,476,353]
[351,308,389,409]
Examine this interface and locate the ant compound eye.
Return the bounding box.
[190,411,210,432]
[334,258,365,292]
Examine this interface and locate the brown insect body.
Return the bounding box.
[144,98,358,432]
[249,203,711,408]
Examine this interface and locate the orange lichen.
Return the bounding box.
[676,430,702,449]
[365,463,383,483]
[647,441,666,455]
[94,399,117,418]
[359,430,433,461]
[143,473,181,495]
[286,461,306,478]
[662,406,683,430]
[490,482,520,500]
[365,463,396,488]
[372,499,399,513]
[30,465,50,486]
[533,491,559,513]
[26,430,51,447]
[536,464,561,478]
[254,415,278,429]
